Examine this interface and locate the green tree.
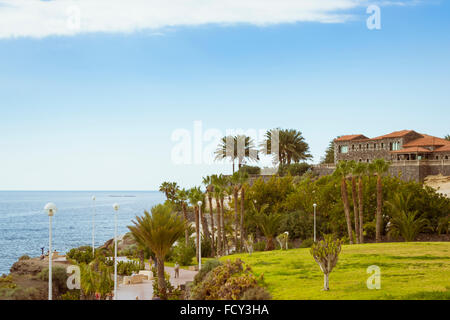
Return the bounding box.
[159,182,180,202]
[370,159,390,243]
[188,187,206,262]
[321,139,335,164]
[128,203,186,299]
[349,161,360,243]
[310,235,343,291]
[215,135,259,173]
[175,188,190,246]
[353,162,368,243]
[333,161,354,244]
[251,203,282,251]
[445,134,450,141]
[262,128,311,165]
[202,175,216,256]
[386,193,429,241]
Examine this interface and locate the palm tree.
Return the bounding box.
[159,182,179,202]
[215,135,259,173]
[262,128,312,165]
[333,161,354,244]
[370,159,390,243]
[202,175,215,256]
[349,161,360,244]
[229,172,241,250]
[239,173,249,252]
[354,162,368,243]
[175,188,190,246]
[251,203,281,251]
[212,174,228,255]
[386,193,429,241]
[188,187,205,262]
[128,203,185,299]
[445,134,450,141]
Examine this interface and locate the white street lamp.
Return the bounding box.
[313,203,317,242]
[44,202,57,301]
[197,201,202,271]
[92,196,96,257]
[113,203,119,300]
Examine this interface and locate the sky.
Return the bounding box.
[0,0,449,191]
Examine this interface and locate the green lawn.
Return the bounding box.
[219,242,450,300]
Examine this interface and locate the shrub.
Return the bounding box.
[278,163,312,177]
[241,286,272,300]
[0,287,40,300]
[67,246,94,264]
[239,165,261,175]
[117,261,140,276]
[193,259,222,286]
[61,289,80,300]
[190,259,263,300]
[151,267,182,300]
[253,240,266,252]
[38,266,68,296]
[299,238,314,248]
[171,239,196,266]
[19,255,31,261]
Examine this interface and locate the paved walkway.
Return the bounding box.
[116,265,197,300]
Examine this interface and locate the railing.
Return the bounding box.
[390,159,450,166]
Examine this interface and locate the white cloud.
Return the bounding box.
[0,0,412,39]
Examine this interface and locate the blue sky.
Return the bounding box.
[0,1,449,190]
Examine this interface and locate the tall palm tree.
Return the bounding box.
[188,187,205,262]
[175,188,190,246]
[349,161,360,244]
[159,182,179,202]
[202,175,215,256]
[229,172,241,250]
[212,174,229,254]
[370,159,390,243]
[333,161,354,244]
[239,173,249,252]
[215,135,259,173]
[262,128,312,165]
[128,203,185,299]
[251,203,281,251]
[354,162,368,243]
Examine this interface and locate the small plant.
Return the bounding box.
[171,239,196,266]
[117,260,140,276]
[67,246,94,264]
[38,266,69,296]
[19,255,31,261]
[61,290,81,300]
[193,259,222,286]
[310,234,343,291]
[241,286,272,300]
[299,238,314,248]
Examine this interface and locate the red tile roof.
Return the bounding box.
[334,134,368,142]
[372,130,416,140]
[403,134,450,148]
[434,144,450,152]
[391,146,432,154]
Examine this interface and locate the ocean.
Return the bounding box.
[0,191,165,275]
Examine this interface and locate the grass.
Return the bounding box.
[219,242,450,300]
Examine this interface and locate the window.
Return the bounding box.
[390,141,401,151]
[381,143,384,149]
[374,143,376,149]
[352,145,355,150]
[446,156,449,160]
[367,144,369,149]
[340,145,348,154]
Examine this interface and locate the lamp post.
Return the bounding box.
[113,203,119,300]
[92,196,96,257]
[44,202,57,300]
[197,201,202,271]
[313,203,317,242]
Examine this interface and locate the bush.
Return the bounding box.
[0,287,40,300]
[61,289,80,300]
[117,260,140,276]
[239,165,261,175]
[241,286,272,300]
[190,259,264,300]
[67,246,94,264]
[19,255,31,261]
[38,266,68,296]
[171,239,196,266]
[193,259,222,286]
[278,163,312,177]
[253,240,266,252]
[299,238,314,248]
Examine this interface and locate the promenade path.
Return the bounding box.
[116,262,197,300]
